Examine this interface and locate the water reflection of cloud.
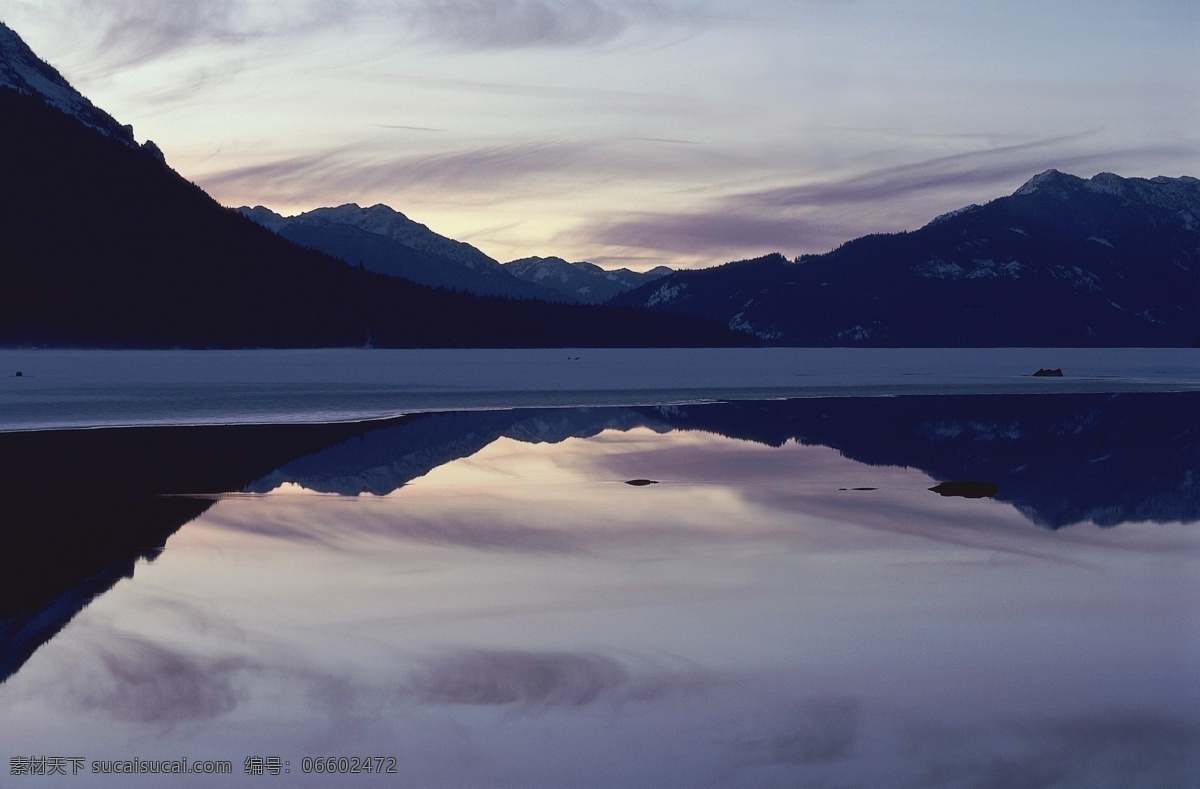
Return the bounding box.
[409,649,624,708]
[11,602,1197,787]
[202,495,588,554]
[903,710,1200,789]
[403,649,719,713]
[198,426,1197,574]
[764,697,862,766]
[60,636,256,724]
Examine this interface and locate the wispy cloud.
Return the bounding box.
[200,140,600,206]
[574,136,1200,259]
[728,132,1110,209]
[400,0,716,52]
[580,209,844,259]
[82,0,253,71]
[41,0,717,76]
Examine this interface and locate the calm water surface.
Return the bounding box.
[1,394,1198,787]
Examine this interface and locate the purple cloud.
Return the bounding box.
[200,140,600,205]
[730,132,1112,209]
[574,136,1200,260]
[580,209,849,259]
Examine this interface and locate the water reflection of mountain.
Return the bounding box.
[245,408,668,495]
[652,392,1200,529]
[0,419,402,683]
[2,391,1196,685]
[245,392,1199,530]
[0,409,667,684]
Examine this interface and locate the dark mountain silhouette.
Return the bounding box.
[613,171,1200,346]
[0,23,750,349]
[238,204,567,301]
[503,256,673,304]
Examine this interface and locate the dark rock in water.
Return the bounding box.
[839,487,878,491]
[1033,368,1063,377]
[929,481,999,498]
[625,479,659,486]
[13,371,21,377]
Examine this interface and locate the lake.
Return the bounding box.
[1,350,1197,787]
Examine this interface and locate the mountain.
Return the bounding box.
[238,204,565,301]
[1,21,130,144]
[504,257,673,303]
[0,23,751,349]
[502,256,673,304]
[238,206,675,305]
[613,170,1200,346]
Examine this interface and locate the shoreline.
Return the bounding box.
[1,347,1196,433]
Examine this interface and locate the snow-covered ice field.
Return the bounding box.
[0,347,1196,431]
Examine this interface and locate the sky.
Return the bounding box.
[1,1,1197,270]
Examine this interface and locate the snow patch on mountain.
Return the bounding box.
[830,323,886,342]
[1049,265,1101,292]
[1013,169,1078,196]
[647,282,687,306]
[728,312,781,341]
[929,204,981,226]
[915,258,965,279]
[965,259,1021,280]
[917,257,1021,281]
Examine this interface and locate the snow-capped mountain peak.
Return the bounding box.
[292,203,500,272]
[237,205,288,233]
[1012,168,1078,196]
[0,21,135,146]
[1012,170,1200,230]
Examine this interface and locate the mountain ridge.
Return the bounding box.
[237,203,565,301]
[502,256,673,304]
[0,21,752,349]
[613,169,1200,347]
